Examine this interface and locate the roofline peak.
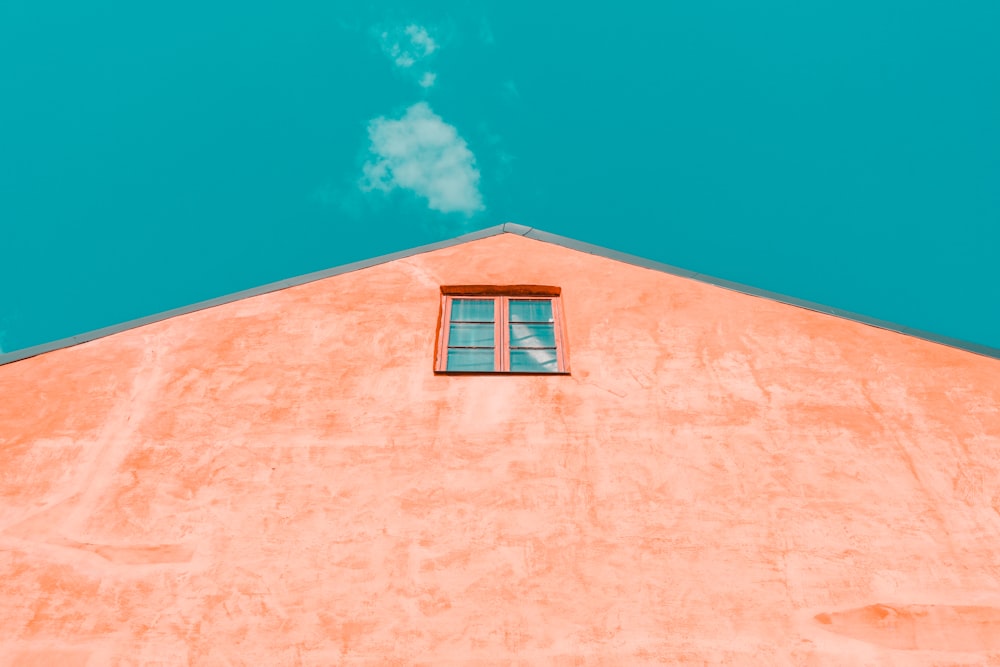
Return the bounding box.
[2,223,999,365]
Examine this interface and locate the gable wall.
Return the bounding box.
[2,233,999,664]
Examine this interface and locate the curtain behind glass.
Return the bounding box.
[447,298,496,371]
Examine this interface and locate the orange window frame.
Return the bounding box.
[435,286,570,374]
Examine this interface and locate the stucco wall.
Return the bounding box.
[1,233,999,665]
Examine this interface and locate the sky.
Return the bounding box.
[1,0,998,355]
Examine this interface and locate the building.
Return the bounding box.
[1,223,999,665]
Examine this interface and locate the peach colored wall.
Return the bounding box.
[1,232,999,665]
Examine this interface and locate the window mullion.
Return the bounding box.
[498,296,508,372]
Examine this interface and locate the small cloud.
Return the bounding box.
[405,25,437,56]
[360,102,484,216]
[377,23,442,90]
[380,24,437,70]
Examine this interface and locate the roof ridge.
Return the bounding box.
[2,223,998,364]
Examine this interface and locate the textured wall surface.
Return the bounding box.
[1,232,999,665]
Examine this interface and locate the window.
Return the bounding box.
[436,286,569,373]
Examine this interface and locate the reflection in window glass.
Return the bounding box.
[447,348,495,371]
[510,348,558,372]
[449,323,495,347]
[451,299,495,322]
[509,323,556,348]
[509,299,552,322]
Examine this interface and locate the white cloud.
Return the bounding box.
[418,72,437,88]
[405,25,437,57]
[380,24,437,69]
[378,24,440,90]
[360,102,484,216]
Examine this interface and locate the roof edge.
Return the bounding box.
[517,226,1000,361]
[2,223,998,365]
[0,224,510,366]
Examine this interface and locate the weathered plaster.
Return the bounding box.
[1,233,999,664]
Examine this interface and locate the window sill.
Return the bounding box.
[434,370,572,376]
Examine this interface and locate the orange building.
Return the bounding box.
[2,223,999,665]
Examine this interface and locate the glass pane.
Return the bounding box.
[509,299,553,322]
[451,299,494,322]
[509,323,556,348]
[447,348,495,371]
[448,323,494,347]
[510,348,558,372]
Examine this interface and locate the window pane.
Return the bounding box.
[448,323,494,347]
[509,299,553,322]
[509,323,556,348]
[510,348,558,372]
[451,299,494,322]
[447,348,495,371]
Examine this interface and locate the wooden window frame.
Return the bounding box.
[435,286,570,374]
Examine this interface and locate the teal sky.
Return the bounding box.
[2,0,998,354]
